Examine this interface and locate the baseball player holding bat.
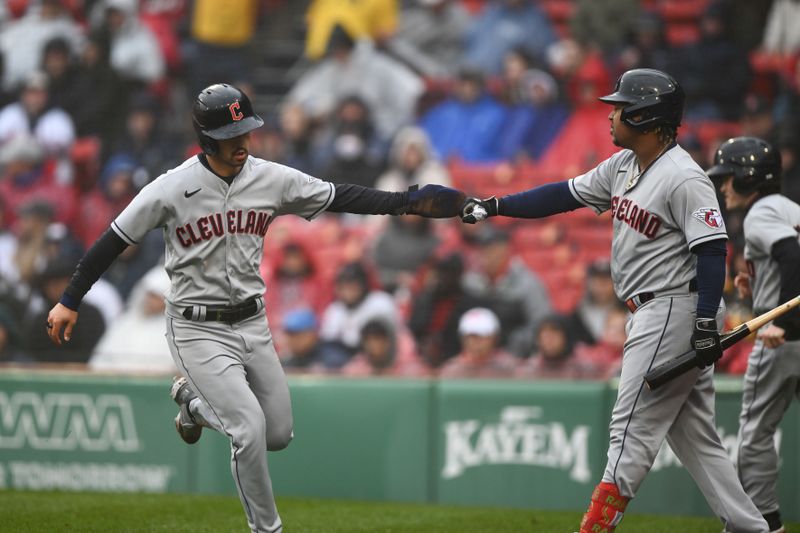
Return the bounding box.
[707,136,800,533]
[45,83,465,533]
[461,69,768,532]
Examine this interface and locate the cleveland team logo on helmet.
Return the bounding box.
[706,136,782,195]
[599,68,685,131]
[192,84,264,155]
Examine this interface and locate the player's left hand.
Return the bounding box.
[404,184,466,218]
[757,324,785,349]
[692,318,723,368]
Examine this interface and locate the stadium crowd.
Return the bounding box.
[1,0,799,379]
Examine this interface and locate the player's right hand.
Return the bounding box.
[692,318,723,368]
[461,196,498,224]
[733,271,751,299]
[47,303,78,345]
[757,324,785,349]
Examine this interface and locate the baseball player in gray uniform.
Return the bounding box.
[461,69,768,533]
[45,83,465,533]
[708,136,800,533]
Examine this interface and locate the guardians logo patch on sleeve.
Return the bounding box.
[692,207,723,228]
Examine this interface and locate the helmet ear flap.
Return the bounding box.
[198,134,219,155]
[193,117,219,155]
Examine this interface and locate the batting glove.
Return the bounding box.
[461,196,499,224]
[692,318,723,368]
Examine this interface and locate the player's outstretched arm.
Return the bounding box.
[460,181,584,224]
[326,183,465,218]
[45,227,129,345]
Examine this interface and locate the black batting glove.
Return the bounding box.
[461,196,499,224]
[692,318,722,368]
[403,184,466,218]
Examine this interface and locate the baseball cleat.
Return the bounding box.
[170,376,202,444]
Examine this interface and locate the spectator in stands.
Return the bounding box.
[74,154,139,249]
[0,71,76,154]
[463,225,552,358]
[184,0,259,96]
[41,37,82,119]
[617,10,675,75]
[439,307,518,378]
[566,259,620,345]
[386,0,470,78]
[740,94,779,147]
[673,1,750,121]
[408,252,487,367]
[111,91,178,182]
[573,303,629,378]
[304,0,399,60]
[319,261,398,355]
[0,303,29,362]
[464,0,558,76]
[372,215,440,294]
[4,201,55,290]
[69,30,128,146]
[287,24,424,139]
[375,126,451,192]
[279,103,317,175]
[263,240,331,348]
[341,318,429,377]
[280,308,350,373]
[499,47,537,106]
[0,54,13,110]
[88,265,175,373]
[538,47,616,178]
[311,94,386,187]
[0,0,84,91]
[761,0,800,56]
[569,0,641,59]
[497,67,570,162]
[420,67,507,163]
[24,258,106,363]
[0,136,77,227]
[91,0,166,86]
[516,314,600,379]
[102,230,164,302]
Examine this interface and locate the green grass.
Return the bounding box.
[0,491,794,532]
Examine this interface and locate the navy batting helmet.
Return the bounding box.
[706,136,782,195]
[599,68,685,131]
[192,84,264,155]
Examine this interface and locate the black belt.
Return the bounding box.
[625,279,698,313]
[182,297,260,324]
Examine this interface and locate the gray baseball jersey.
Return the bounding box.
[570,144,768,532]
[737,194,800,520]
[742,194,800,312]
[113,154,335,533]
[569,145,727,301]
[112,156,334,309]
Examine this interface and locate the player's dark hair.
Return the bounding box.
[657,124,677,145]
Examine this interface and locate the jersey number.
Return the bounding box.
[229,101,243,121]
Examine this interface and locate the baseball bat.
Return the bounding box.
[644,294,800,390]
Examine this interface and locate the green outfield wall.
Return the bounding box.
[0,371,797,520]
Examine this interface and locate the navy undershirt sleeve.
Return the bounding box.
[61,228,129,310]
[770,236,800,332]
[498,181,584,218]
[328,183,407,214]
[692,238,727,319]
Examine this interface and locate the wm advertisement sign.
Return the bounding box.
[0,383,181,493]
[0,392,140,452]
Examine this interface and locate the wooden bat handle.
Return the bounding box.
[643,295,800,390]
